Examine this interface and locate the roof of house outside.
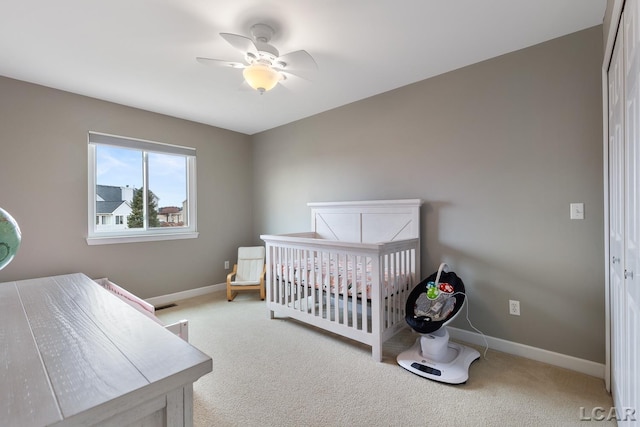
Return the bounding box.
[158,206,181,214]
[97,185,130,202]
[96,185,133,214]
[96,201,126,214]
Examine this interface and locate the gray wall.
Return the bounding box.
[252,26,605,362]
[0,77,253,299]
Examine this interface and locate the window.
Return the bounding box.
[87,132,198,245]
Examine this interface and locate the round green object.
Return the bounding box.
[426,286,439,300]
[0,208,21,270]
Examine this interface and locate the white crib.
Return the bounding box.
[261,199,422,361]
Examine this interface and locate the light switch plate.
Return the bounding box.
[570,203,584,220]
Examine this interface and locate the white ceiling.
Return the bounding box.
[0,0,606,135]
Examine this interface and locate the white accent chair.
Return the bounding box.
[226,246,266,301]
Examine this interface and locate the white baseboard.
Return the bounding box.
[145,285,605,379]
[448,327,605,379]
[145,283,225,307]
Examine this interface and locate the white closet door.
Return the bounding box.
[609,13,626,413]
[623,0,640,418]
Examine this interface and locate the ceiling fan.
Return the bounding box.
[196,23,318,94]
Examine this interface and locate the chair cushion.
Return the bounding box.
[231,280,260,286]
[238,246,264,259]
[235,246,265,282]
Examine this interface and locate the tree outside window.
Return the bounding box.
[127,188,160,228]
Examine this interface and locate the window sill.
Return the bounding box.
[86,232,199,245]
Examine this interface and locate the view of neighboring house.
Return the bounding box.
[95,185,134,231]
[95,185,184,230]
[158,206,184,226]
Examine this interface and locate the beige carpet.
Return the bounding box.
[156,291,615,427]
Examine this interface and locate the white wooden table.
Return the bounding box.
[0,273,212,427]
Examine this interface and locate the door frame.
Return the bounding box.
[603,0,627,394]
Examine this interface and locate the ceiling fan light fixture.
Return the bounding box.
[243,63,280,94]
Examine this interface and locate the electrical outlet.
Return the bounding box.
[509,300,520,316]
[224,261,229,269]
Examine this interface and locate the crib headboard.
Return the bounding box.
[308,199,422,243]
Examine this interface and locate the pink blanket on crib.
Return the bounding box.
[277,257,407,300]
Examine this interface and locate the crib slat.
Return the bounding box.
[283,247,288,306]
[324,251,330,319]
[341,253,346,326]
[398,251,405,321]
[385,252,391,328]
[383,252,388,328]
[299,248,303,311]
[390,252,396,325]
[387,252,393,328]
[287,247,293,307]
[382,252,388,329]
[351,255,358,330]
[280,247,284,305]
[273,246,279,305]
[362,255,369,333]
[332,252,338,324]
[302,248,308,312]
[308,250,314,315]
[276,245,280,304]
[371,254,382,361]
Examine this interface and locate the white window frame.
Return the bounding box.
[87,132,198,245]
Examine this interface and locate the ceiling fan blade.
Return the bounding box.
[220,33,258,55]
[278,72,311,91]
[274,66,314,82]
[196,57,246,69]
[275,50,318,74]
